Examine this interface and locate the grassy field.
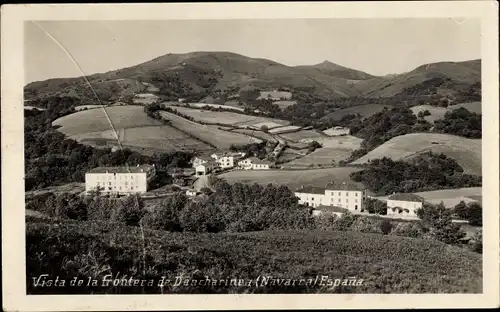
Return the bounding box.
[231,128,278,143]
[448,101,482,114]
[186,102,245,112]
[374,187,482,209]
[219,167,363,191]
[75,105,107,111]
[257,90,292,100]
[274,100,297,109]
[410,105,449,123]
[268,125,303,134]
[168,106,289,128]
[351,133,482,176]
[159,111,262,149]
[53,105,162,136]
[26,218,482,294]
[53,105,213,153]
[284,136,362,167]
[322,104,394,121]
[279,129,325,142]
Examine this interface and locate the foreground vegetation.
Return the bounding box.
[26,216,482,294]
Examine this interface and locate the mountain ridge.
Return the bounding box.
[24,51,481,104]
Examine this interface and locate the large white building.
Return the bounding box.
[386,193,425,217]
[295,182,366,212]
[192,155,213,168]
[211,153,234,169]
[85,164,156,195]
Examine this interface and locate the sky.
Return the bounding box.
[24,18,480,84]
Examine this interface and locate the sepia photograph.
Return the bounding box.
[2,2,499,311]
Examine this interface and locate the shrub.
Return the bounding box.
[391,222,424,238]
[380,220,393,235]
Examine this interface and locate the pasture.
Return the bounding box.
[219,166,363,191]
[268,125,303,135]
[231,128,277,143]
[257,90,292,100]
[274,100,297,109]
[448,101,482,114]
[284,136,363,167]
[279,129,324,141]
[374,187,482,209]
[159,111,262,149]
[351,133,482,176]
[410,105,449,123]
[75,105,107,111]
[168,106,289,129]
[53,106,163,136]
[186,102,245,112]
[321,104,393,121]
[52,105,213,153]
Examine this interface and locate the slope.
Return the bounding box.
[351,133,482,176]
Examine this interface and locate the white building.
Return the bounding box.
[295,182,365,211]
[195,162,217,176]
[85,165,156,195]
[237,156,271,170]
[186,189,199,197]
[386,193,424,217]
[192,155,213,168]
[211,153,235,169]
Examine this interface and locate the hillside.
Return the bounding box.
[351,133,482,176]
[25,51,480,104]
[27,217,482,294]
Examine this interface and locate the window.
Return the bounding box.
[345,192,348,196]
[331,192,334,196]
[338,192,341,196]
[108,182,111,185]
[108,187,112,191]
[355,205,358,210]
[338,198,341,202]
[311,197,314,201]
[346,199,348,203]
[355,193,358,197]
[355,199,358,203]
[331,198,333,202]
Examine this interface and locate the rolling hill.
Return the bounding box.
[25,51,480,104]
[351,133,482,176]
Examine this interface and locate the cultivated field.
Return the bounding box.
[159,111,262,149]
[168,106,289,129]
[321,104,394,121]
[351,133,482,176]
[219,167,363,191]
[409,105,449,123]
[279,129,325,141]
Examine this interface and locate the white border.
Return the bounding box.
[2,2,499,311]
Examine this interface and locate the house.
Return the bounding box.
[323,126,351,136]
[192,155,213,168]
[195,162,217,176]
[237,157,254,170]
[186,189,199,197]
[210,153,235,169]
[251,157,271,170]
[294,182,366,211]
[312,205,350,217]
[387,193,425,217]
[85,164,156,195]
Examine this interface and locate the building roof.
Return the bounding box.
[196,161,217,169]
[87,164,153,174]
[325,181,364,191]
[295,185,326,195]
[388,193,425,202]
[248,157,271,165]
[195,155,213,161]
[314,205,350,213]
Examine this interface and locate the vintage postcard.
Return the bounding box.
[1,1,499,311]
